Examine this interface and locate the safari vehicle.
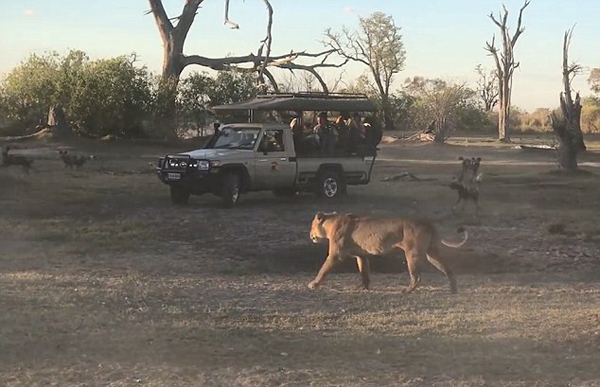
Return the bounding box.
[155,92,379,208]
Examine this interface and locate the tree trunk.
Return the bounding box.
[381,96,394,131]
[557,135,578,171]
[47,104,72,137]
[157,34,185,140]
[498,80,510,142]
[433,118,447,143]
[551,93,582,171]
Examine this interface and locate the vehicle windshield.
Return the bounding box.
[212,126,260,150]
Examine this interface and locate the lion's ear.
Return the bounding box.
[315,212,324,222]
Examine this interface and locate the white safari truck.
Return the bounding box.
[155,93,380,208]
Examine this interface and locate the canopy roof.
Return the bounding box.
[212,92,377,113]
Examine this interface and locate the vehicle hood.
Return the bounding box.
[175,148,252,160]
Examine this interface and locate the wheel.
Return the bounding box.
[272,187,297,197]
[315,169,346,199]
[221,173,241,208]
[170,185,190,205]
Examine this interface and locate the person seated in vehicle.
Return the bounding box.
[314,111,338,156]
[204,121,221,149]
[334,111,352,154]
[290,116,304,152]
[301,121,320,155]
[261,131,282,152]
[345,112,367,153]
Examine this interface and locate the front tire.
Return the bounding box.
[170,185,190,205]
[315,169,346,199]
[221,173,241,208]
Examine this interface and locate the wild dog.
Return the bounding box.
[450,172,483,215]
[58,150,93,170]
[2,145,34,174]
[457,156,481,183]
[450,156,483,215]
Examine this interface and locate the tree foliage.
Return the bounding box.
[0,50,266,139]
[588,68,600,94]
[475,64,498,112]
[581,98,600,133]
[403,77,484,138]
[0,50,154,138]
[324,11,406,130]
[177,70,261,136]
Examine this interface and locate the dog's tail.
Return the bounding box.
[441,226,468,248]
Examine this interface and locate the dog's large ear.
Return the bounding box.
[476,157,482,162]
[457,156,464,161]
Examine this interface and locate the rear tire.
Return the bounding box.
[315,169,346,199]
[221,173,241,208]
[170,185,190,205]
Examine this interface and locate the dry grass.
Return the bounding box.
[1,134,599,386]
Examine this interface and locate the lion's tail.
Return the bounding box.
[440,226,468,248]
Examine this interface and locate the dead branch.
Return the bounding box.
[182,49,339,71]
[257,0,273,85]
[223,0,239,29]
[381,172,423,182]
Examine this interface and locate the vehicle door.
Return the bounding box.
[253,128,297,189]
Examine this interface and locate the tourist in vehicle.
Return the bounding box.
[314,111,338,155]
[343,112,366,153]
[334,111,352,154]
[290,115,304,152]
[349,112,367,138]
[204,121,221,149]
[301,120,320,154]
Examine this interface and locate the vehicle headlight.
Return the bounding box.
[197,160,210,171]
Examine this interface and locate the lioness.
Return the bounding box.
[308,212,468,294]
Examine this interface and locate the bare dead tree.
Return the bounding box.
[147,0,347,136]
[475,64,499,112]
[485,0,530,142]
[148,0,347,85]
[550,27,587,171]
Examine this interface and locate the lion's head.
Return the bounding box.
[309,212,329,243]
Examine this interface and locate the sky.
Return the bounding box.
[1,0,599,111]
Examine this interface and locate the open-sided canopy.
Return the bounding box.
[212,92,377,113]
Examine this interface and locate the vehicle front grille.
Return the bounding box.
[165,157,193,171]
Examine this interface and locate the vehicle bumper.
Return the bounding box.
[156,168,219,195]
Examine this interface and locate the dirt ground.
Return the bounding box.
[1,134,599,387]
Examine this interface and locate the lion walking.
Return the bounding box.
[308,212,468,294]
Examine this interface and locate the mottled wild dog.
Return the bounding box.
[1,145,34,174]
[450,156,483,214]
[58,150,94,170]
